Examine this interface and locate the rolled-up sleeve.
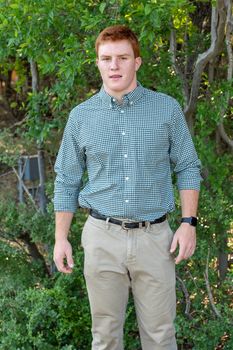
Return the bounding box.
[54,113,86,212]
[169,101,202,191]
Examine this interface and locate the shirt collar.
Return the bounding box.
[98,82,145,108]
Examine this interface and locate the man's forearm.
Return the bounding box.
[170,189,199,264]
[55,211,74,241]
[179,189,199,217]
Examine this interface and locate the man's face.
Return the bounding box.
[96,40,142,99]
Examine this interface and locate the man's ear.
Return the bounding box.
[135,57,142,71]
[96,58,99,67]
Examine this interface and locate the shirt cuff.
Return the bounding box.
[177,172,202,191]
[54,186,79,212]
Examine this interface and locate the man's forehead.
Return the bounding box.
[98,40,134,55]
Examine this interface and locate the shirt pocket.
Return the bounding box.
[132,126,169,165]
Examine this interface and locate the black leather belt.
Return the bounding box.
[90,210,167,230]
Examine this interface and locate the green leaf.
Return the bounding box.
[99,2,106,14]
[145,4,152,16]
[9,3,19,9]
[10,102,17,108]
[150,12,161,29]
[148,31,154,43]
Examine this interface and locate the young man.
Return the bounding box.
[53,25,202,350]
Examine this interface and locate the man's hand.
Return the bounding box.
[53,239,74,274]
[170,223,196,264]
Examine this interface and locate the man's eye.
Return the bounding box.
[121,57,127,60]
[102,57,110,61]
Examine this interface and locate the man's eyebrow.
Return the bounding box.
[100,54,131,57]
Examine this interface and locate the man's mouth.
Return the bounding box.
[109,75,122,79]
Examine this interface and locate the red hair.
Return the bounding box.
[95,25,140,58]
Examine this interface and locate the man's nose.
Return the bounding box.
[110,58,119,70]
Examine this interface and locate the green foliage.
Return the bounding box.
[0,128,29,167]
[1,193,232,349]
[0,255,92,349]
[0,200,53,245]
[25,89,60,146]
[175,250,233,349]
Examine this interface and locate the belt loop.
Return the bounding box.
[145,221,151,232]
[106,217,110,230]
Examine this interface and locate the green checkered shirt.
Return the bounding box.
[54,83,202,220]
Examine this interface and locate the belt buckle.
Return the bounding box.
[121,221,128,230]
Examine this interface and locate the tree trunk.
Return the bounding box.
[20,231,50,276]
[218,249,228,282]
[37,149,47,214]
[30,60,39,93]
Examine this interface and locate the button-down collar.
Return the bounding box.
[99,82,145,108]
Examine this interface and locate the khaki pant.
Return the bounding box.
[81,215,177,350]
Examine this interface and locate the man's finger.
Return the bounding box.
[174,245,186,264]
[59,266,73,274]
[57,261,73,274]
[54,254,74,274]
[67,256,74,269]
[175,254,184,264]
[170,235,178,253]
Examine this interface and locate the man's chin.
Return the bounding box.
[107,82,126,92]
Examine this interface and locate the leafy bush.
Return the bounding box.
[0,200,232,349]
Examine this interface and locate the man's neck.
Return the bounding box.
[103,83,138,103]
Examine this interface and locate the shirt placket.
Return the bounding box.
[117,102,132,218]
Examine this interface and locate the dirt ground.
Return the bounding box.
[0,167,18,201]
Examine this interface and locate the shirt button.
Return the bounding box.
[120,110,124,113]
[125,177,129,181]
[112,98,116,102]
[125,199,129,203]
[124,154,128,158]
[122,131,126,135]
[130,101,133,105]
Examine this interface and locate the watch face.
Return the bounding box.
[190,217,197,226]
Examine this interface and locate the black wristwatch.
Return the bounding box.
[181,216,197,227]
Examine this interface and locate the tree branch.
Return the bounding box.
[203,248,222,318]
[9,116,27,129]
[217,123,233,150]
[0,231,27,252]
[225,0,233,81]
[176,274,192,319]
[217,0,233,152]
[184,0,227,125]
[169,29,190,106]
[0,230,50,276]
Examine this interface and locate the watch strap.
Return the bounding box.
[181,216,197,227]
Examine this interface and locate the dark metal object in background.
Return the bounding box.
[17,152,47,213]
